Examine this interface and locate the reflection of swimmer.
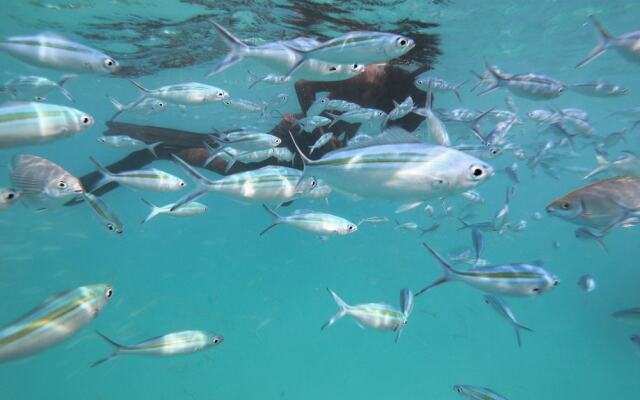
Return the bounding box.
[69,64,431,204]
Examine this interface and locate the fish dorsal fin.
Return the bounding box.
[292,209,315,215]
[621,150,639,159]
[337,128,423,151]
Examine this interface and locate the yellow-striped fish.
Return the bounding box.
[92,330,223,367]
[0,284,113,363]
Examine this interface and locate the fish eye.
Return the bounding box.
[561,202,571,210]
[347,224,356,231]
[351,64,360,70]
[454,386,463,393]
[103,58,115,68]
[532,288,540,293]
[105,287,113,298]
[158,102,165,108]
[275,138,282,145]
[470,165,484,178]
[5,192,15,200]
[490,148,500,156]
[329,66,337,72]
[397,37,408,47]
[57,180,67,189]
[212,337,220,344]
[81,115,92,125]
[310,179,318,188]
[554,280,560,286]
[217,91,225,97]
[180,182,186,187]
[107,223,115,231]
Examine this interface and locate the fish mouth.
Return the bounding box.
[545,205,555,214]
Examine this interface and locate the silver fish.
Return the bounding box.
[307,95,330,117]
[326,99,361,112]
[0,102,93,148]
[4,74,75,102]
[97,135,162,158]
[261,205,357,237]
[296,116,332,133]
[171,155,308,210]
[290,128,494,202]
[327,108,386,128]
[321,288,413,342]
[0,188,20,210]
[283,31,415,76]
[247,70,291,88]
[414,90,450,146]
[222,98,264,114]
[10,154,83,209]
[208,23,365,81]
[92,330,223,367]
[414,75,464,101]
[576,16,640,68]
[0,34,119,74]
[130,81,229,106]
[0,284,113,362]
[309,132,334,154]
[299,178,332,201]
[83,193,124,234]
[471,228,483,265]
[90,157,186,192]
[505,163,520,184]
[546,177,640,231]
[141,199,207,224]
[222,147,287,173]
[612,308,640,322]
[483,295,533,347]
[358,216,389,225]
[478,62,565,100]
[577,274,596,293]
[206,131,282,166]
[569,80,628,97]
[453,385,508,400]
[417,243,559,297]
[584,152,640,179]
[107,95,168,120]
[385,96,415,123]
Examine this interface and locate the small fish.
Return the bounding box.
[453,385,508,400]
[576,16,640,68]
[205,131,282,166]
[461,190,484,204]
[321,288,413,342]
[0,188,20,210]
[358,216,389,225]
[414,89,450,146]
[385,96,415,123]
[107,95,168,120]
[493,186,514,230]
[416,243,559,297]
[414,76,465,101]
[299,179,332,202]
[478,62,564,100]
[222,147,293,173]
[10,154,83,209]
[92,330,223,367]
[0,284,113,362]
[327,108,386,129]
[83,193,124,234]
[306,95,330,117]
[0,102,93,148]
[0,34,120,74]
[261,204,357,237]
[575,227,608,252]
[546,177,640,231]
[612,308,640,322]
[141,199,207,224]
[296,116,332,133]
[97,136,162,158]
[4,74,75,102]
[569,80,628,97]
[504,163,520,184]
[248,70,291,89]
[483,295,533,347]
[222,98,264,114]
[282,31,414,77]
[325,99,361,112]
[308,132,334,154]
[130,81,229,106]
[90,157,186,192]
[577,274,596,293]
[583,152,640,179]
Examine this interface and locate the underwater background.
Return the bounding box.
[1,1,640,399]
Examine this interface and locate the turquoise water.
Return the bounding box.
[1,1,640,399]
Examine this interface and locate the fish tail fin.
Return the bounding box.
[326,112,340,128]
[416,242,457,296]
[469,70,486,92]
[206,22,250,77]
[288,130,313,166]
[321,288,349,330]
[576,15,614,68]
[455,216,472,231]
[224,155,237,173]
[477,61,504,96]
[247,70,264,89]
[129,79,150,94]
[514,323,533,348]
[260,204,282,236]
[141,198,161,224]
[583,154,610,179]
[91,331,124,368]
[106,95,126,121]
[203,139,222,167]
[169,154,213,211]
[89,156,114,192]
[57,74,76,102]
[453,80,466,102]
[146,141,162,158]
[280,43,311,79]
